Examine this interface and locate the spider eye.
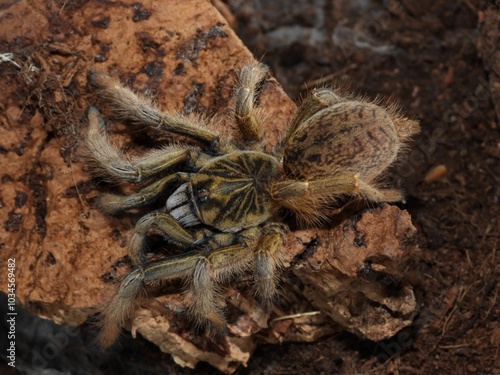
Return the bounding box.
[196,188,210,203]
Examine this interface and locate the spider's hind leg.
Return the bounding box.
[234,63,269,144]
[282,88,345,148]
[186,228,261,333]
[99,251,202,347]
[272,175,403,223]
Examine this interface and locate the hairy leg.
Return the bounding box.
[99,250,203,347]
[100,229,260,346]
[85,107,209,182]
[253,224,286,309]
[187,227,261,332]
[282,88,345,147]
[87,71,229,153]
[98,173,189,214]
[357,180,403,203]
[234,63,269,143]
[272,175,403,222]
[127,210,201,265]
[272,174,360,220]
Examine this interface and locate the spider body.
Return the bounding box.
[83,63,419,346]
[167,151,282,231]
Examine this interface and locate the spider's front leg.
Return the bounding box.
[99,248,203,347]
[87,71,230,153]
[253,224,286,309]
[186,230,260,333]
[128,215,275,318]
[127,210,203,265]
[85,106,208,182]
[84,107,214,213]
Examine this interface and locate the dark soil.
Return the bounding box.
[1,0,499,374]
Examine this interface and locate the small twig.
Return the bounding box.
[483,286,498,321]
[271,311,321,322]
[0,52,21,69]
[303,63,358,89]
[438,343,471,350]
[462,0,478,14]
[58,0,68,14]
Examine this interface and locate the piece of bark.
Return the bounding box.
[288,205,418,342]
[0,0,419,373]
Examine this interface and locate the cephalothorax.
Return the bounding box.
[83,63,419,346]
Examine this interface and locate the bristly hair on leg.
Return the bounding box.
[82,106,139,182]
[185,258,228,335]
[98,267,145,347]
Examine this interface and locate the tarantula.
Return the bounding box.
[83,63,419,346]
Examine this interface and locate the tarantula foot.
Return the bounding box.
[87,69,109,89]
[86,105,105,129]
[353,173,360,193]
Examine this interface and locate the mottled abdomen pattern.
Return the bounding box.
[283,101,400,181]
